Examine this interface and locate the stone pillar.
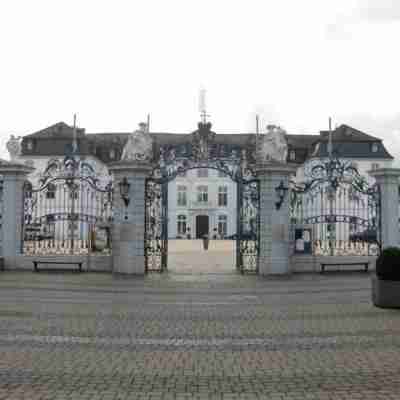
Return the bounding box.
[369,168,400,249]
[0,161,34,270]
[256,163,297,275]
[109,161,152,274]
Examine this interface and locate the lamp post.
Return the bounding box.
[119,177,130,207]
[275,180,288,210]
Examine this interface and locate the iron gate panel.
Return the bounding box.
[237,179,260,273]
[22,156,113,255]
[290,159,381,257]
[144,179,168,272]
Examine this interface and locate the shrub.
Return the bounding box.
[376,247,400,281]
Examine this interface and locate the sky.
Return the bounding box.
[1,0,400,160]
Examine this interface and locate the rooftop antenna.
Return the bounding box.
[147,114,150,133]
[199,87,210,123]
[72,113,78,154]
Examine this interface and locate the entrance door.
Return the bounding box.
[196,215,209,238]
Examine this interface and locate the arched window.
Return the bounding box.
[197,185,208,202]
[46,183,56,199]
[177,214,187,235]
[218,215,228,237]
[218,186,228,206]
[177,185,187,206]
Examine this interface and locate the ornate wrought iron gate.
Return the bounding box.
[22,156,113,255]
[144,166,260,274]
[290,157,381,257]
[144,179,168,272]
[236,179,260,273]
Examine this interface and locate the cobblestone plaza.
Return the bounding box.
[1,257,400,399]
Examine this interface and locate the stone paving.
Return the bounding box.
[0,266,400,399]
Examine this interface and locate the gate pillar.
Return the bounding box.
[369,168,400,249]
[0,160,34,270]
[256,162,296,275]
[109,161,152,275]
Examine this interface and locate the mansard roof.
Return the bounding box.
[20,121,393,164]
[319,124,381,143]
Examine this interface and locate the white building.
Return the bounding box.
[9,121,395,247]
[168,168,237,239]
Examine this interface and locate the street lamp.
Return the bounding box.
[275,180,288,210]
[119,177,130,207]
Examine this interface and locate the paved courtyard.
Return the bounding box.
[0,266,400,399]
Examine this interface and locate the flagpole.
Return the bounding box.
[328,116,332,159]
[72,113,77,155]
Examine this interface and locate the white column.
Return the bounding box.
[369,168,400,249]
[256,163,297,275]
[109,161,152,274]
[0,162,34,269]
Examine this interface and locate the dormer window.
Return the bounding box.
[289,150,296,161]
[371,143,379,153]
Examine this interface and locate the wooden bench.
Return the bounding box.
[320,262,369,274]
[33,261,83,272]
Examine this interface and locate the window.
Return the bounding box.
[289,150,296,161]
[197,169,208,178]
[218,215,228,237]
[26,140,34,151]
[69,190,79,199]
[197,185,208,202]
[178,170,187,177]
[371,163,380,171]
[177,185,187,206]
[177,215,187,235]
[218,186,228,206]
[46,183,56,199]
[109,149,116,159]
[371,143,379,153]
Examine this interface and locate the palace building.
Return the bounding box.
[9,121,394,241]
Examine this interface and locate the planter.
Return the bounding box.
[371,275,400,309]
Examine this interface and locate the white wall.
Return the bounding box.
[168,169,237,238]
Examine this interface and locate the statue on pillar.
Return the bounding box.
[6,135,22,161]
[121,122,153,162]
[257,125,288,163]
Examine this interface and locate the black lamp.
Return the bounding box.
[119,177,130,207]
[275,180,288,210]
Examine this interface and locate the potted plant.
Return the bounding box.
[372,247,400,308]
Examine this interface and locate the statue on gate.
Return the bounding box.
[257,125,288,163]
[121,122,153,162]
[6,134,22,161]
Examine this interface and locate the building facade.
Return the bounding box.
[9,121,394,244]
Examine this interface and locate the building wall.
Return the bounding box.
[168,169,237,239]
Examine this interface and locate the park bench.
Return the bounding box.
[320,261,369,274]
[33,260,83,272]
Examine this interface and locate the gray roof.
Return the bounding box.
[20,121,394,164]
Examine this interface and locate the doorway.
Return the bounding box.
[196,215,209,239]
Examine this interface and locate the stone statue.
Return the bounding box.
[257,125,288,163]
[121,122,153,162]
[6,135,22,161]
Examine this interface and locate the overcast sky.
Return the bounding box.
[1,0,399,160]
